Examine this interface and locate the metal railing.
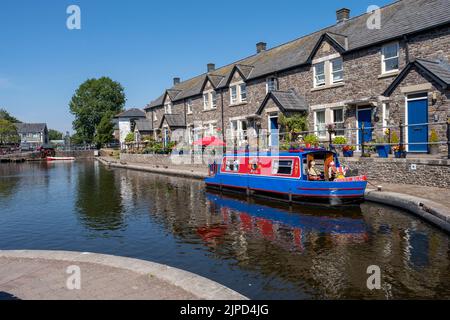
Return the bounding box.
[126,118,450,159]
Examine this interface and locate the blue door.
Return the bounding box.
[270,116,279,147]
[408,98,428,152]
[358,109,373,145]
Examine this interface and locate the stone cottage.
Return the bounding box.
[143,0,450,154]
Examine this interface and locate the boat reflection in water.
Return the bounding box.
[199,192,369,251]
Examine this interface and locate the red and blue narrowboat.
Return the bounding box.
[206,148,367,205]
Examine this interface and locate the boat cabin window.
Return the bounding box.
[225,159,240,172]
[272,159,293,175]
[305,152,335,181]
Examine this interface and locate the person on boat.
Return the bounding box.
[328,161,338,181]
[308,160,323,181]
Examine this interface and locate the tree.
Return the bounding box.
[125,132,135,143]
[93,112,115,148]
[0,108,20,123]
[48,129,63,141]
[69,77,125,144]
[0,119,20,145]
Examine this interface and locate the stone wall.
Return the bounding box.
[119,153,207,170]
[340,157,450,189]
[56,150,95,158]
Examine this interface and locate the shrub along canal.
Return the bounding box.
[1,160,450,299]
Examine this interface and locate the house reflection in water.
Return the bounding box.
[199,193,369,252]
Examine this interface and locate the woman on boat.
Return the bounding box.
[308,160,323,181]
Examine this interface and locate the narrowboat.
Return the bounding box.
[205,148,367,205]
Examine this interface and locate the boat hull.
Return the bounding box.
[205,181,366,205]
[46,157,75,161]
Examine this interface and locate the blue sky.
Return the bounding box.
[0,0,392,133]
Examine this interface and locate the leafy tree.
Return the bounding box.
[0,119,20,145]
[94,112,115,148]
[69,77,125,144]
[125,132,135,143]
[48,129,63,141]
[0,108,20,123]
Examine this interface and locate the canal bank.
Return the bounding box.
[0,250,247,300]
[97,156,450,234]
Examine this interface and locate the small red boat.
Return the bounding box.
[46,156,75,161]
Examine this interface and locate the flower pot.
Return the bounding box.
[394,151,406,158]
[375,145,390,158]
[305,143,311,148]
[429,144,439,155]
[343,150,354,157]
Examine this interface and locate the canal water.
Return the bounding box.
[1,160,450,299]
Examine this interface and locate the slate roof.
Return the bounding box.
[134,119,153,132]
[383,58,450,96]
[257,90,308,115]
[14,123,47,134]
[159,114,186,129]
[115,108,146,118]
[416,58,450,85]
[147,0,450,108]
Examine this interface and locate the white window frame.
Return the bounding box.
[330,58,343,84]
[211,91,217,108]
[266,77,278,93]
[203,91,217,110]
[314,110,326,138]
[239,83,247,102]
[332,107,345,136]
[381,42,399,74]
[203,93,210,110]
[382,103,390,128]
[187,99,193,114]
[164,103,172,114]
[153,112,157,122]
[204,121,218,137]
[229,82,247,105]
[313,62,326,87]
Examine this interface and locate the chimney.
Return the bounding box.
[207,63,215,73]
[336,8,350,23]
[173,77,180,85]
[256,42,267,53]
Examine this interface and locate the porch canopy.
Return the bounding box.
[192,136,225,147]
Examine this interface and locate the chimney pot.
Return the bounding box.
[173,77,180,85]
[336,8,350,23]
[207,63,215,73]
[256,42,267,53]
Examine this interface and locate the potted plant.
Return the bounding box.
[332,136,347,155]
[374,136,390,158]
[393,145,406,158]
[342,145,355,157]
[429,129,439,155]
[390,131,406,158]
[303,134,319,148]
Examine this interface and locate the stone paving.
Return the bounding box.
[371,181,450,209]
[0,251,247,300]
[0,257,196,300]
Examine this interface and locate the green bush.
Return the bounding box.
[332,136,347,145]
[391,131,399,144]
[125,132,135,143]
[430,129,439,143]
[304,134,319,146]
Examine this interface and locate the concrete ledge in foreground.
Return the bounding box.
[365,189,450,233]
[0,250,247,300]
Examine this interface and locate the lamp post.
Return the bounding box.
[327,124,336,151]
